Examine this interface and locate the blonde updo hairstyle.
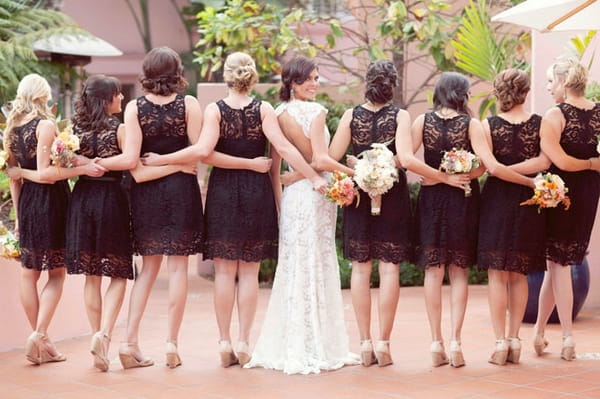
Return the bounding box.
[223,52,258,94]
[552,57,588,96]
[492,69,530,113]
[5,73,54,145]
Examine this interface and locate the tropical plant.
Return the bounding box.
[450,0,529,118]
[0,0,82,103]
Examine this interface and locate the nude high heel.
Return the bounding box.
[374,340,393,367]
[488,339,508,366]
[430,341,449,367]
[360,340,377,367]
[118,342,154,369]
[561,336,576,361]
[166,341,182,369]
[25,331,43,365]
[449,340,465,368]
[235,342,251,367]
[533,333,548,356]
[507,338,521,364]
[219,340,238,368]
[90,331,110,372]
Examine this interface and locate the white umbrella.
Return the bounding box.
[33,33,122,57]
[491,0,599,32]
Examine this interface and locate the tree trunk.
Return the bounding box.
[392,38,406,109]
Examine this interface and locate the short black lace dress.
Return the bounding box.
[414,112,480,269]
[130,95,203,256]
[66,118,133,279]
[342,105,412,264]
[204,99,277,261]
[546,103,600,266]
[8,118,70,270]
[477,115,546,274]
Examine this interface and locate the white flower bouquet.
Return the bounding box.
[439,148,479,196]
[353,143,398,215]
[0,222,20,259]
[0,150,8,170]
[520,172,571,213]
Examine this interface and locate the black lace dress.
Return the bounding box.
[130,95,203,256]
[204,99,277,261]
[66,118,133,279]
[343,105,412,264]
[8,118,70,270]
[414,112,480,269]
[477,115,546,274]
[546,103,600,265]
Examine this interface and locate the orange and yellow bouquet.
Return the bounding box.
[0,222,20,259]
[50,124,79,167]
[520,173,571,213]
[325,171,357,207]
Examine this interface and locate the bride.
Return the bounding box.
[245,56,360,374]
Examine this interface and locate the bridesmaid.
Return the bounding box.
[411,72,484,368]
[141,52,326,367]
[66,75,138,371]
[119,46,204,369]
[470,69,550,365]
[329,60,469,367]
[533,57,600,360]
[4,74,106,364]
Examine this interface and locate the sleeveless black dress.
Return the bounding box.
[66,118,133,279]
[414,112,480,269]
[8,118,69,270]
[342,104,412,264]
[477,115,546,274]
[204,99,278,261]
[546,103,600,265]
[130,95,203,256]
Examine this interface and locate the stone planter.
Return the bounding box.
[522,258,590,324]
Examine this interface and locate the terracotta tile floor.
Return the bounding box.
[2,273,600,399]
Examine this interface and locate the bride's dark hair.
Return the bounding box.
[73,74,121,133]
[279,56,318,102]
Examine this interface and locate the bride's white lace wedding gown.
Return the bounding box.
[245,99,359,375]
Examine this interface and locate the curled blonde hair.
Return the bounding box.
[5,74,54,146]
[492,69,530,112]
[223,52,258,93]
[553,57,588,96]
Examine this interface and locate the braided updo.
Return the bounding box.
[552,57,588,96]
[365,60,398,104]
[223,52,258,93]
[492,69,530,113]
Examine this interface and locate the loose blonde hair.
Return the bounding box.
[552,57,588,96]
[223,52,258,94]
[5,74,54,146]
[492,69,530,112]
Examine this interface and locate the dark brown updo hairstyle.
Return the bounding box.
[73,74,121,132]
[140,46,188,96]
[433,71,471,116]
[365,60,398,104]
[279,56,318,102]
[223,52,259,93]
[492,69,530,113]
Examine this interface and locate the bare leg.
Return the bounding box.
[35,267,66,357]
[351,261,373,341]
[507,272,528,339]
[101,277,127,338]
[448,265,468,342]
[84,275,103,333]
[377,261,399,341]
[214,258,238,342]
[487,269,508,340]
[166,255,189,344]
[125,255,162,346]
[548,261,573,337]
[424,266,445,342]
[20,268,42,330]
[533,268,555,337]
[236,261,260,343]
